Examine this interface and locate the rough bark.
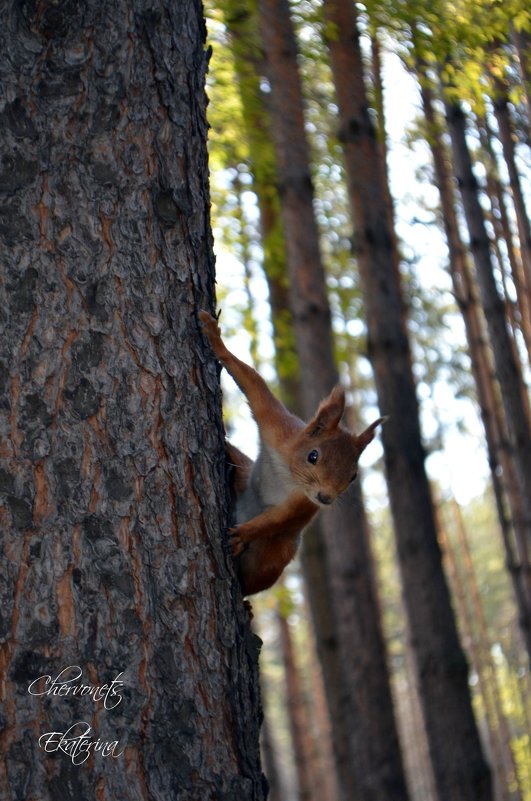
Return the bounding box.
[257,2,410,800]
[321,2,493,800]
[0,3,266,799]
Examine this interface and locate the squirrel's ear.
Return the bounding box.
[356,416,387,453]
[307,384,345,436]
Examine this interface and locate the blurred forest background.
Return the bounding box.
[204,0,530,799]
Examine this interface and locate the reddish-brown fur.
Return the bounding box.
[200,311,384,595]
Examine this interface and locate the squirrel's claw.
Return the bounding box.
[199,309,221,342]
[229,527,246,556]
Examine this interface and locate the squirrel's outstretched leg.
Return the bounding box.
[199,311,302,447]
[230,494,317,554]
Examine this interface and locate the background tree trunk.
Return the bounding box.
[257,2,410,800]
[490,75,531,290]
[321,2,493,800]
[0,2,266,799]
[443,97,531,554]
[278,610,320,801]
[417,70,531,658]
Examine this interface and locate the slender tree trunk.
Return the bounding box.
[437,511,517,801]
[302,593,341,801]
[0,2,266,798]
[416,73,531,656]
[490,76,531,293]
[396,643,438,801]
[477,120,531,361]
[369,30,397,238]
[221,11,338,793]
[256,2,410,800]
[278,611,320,801]
[260,702,287,801]
[321,3,493,800]
[221,0,300,408]
[443,96,531,555]
[511,26,531,132]
[449,499,524,801]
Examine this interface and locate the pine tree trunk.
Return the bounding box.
[478,120,531,361]
[302,595,341,801]
[0,3,266,798]
[396,644,438,801]
[278,611,320,801]
[417,74,531,658]
[449,499,524,801]
[510,25,531,138]
[369,31,397,238]
[221,0,300,409]
[321,2,493,800]
[437,511,515,801]
[260,711,286,801]
[490,76,531,294]
[256,2,410,800]
[443,97,531,557]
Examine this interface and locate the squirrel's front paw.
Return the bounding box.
[199,310,222,345]
[229,527,246,556]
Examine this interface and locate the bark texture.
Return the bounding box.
[0,2,266,799]
[321,2,493,800]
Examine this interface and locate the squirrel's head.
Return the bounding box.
[289,385,384,507]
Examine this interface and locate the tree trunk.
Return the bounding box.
[302,593,341,801]
[0,3,266,799]
[477,119,531,362]
[490,75,531,294]
[321,2,494,800]
[417,72,531,658]
[510,25,531,137]
[437,509,517,801]
[256,2,410,800]
[449,499,524,801]
[443,97,531,557]
[260,706,287,801]
[221,0,300,409]
[278,611,320,801]
[369,31,397,239]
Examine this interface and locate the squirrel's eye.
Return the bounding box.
[307,449,319,465]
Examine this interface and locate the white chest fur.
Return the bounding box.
[235,440,297,524]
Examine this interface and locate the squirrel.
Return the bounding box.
[199,310,384,596]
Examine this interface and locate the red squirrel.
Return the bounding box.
[199,310,384,596]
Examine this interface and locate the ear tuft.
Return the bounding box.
[356,416,387,453]
[307,384,345,437]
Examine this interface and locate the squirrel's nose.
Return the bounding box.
[317,492,332,505]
